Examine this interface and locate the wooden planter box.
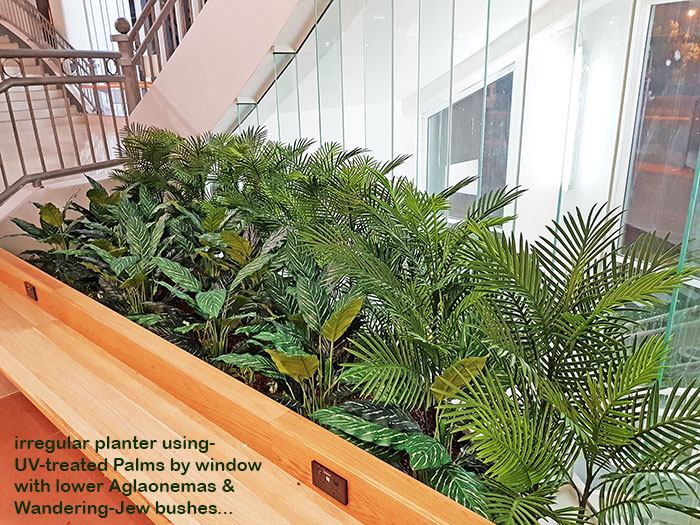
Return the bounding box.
[0,248,492,524]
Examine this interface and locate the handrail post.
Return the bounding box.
[112,18,141,114]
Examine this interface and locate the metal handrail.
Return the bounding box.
[0,75,126,93]
[128,0,159,40]
[0,49,120,59]
[0,0,74,52]
[0,160,122,206]
[133,0,179,61]
[112,0,207,108]
[0,50,129,206]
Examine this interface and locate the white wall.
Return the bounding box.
[47,0,130,51]
[129,0,299,136]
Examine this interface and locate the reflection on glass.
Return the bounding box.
[257,88,279,141]
[419,0,454,191]
[274,53,301,143]
[447,0,488,206]
[297,28,321,143]
[237,103,258,134]
[316,0,345,144]
[446,73,513,220]
[483,0,530,231]
[625,4,700,419]
[624,1,700,247]
[557,0,634,220]
[514,0,580,241]
[365,0,393,160]
[393,0,420,179]
[340,0,366,150]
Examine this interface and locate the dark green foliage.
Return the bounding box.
[11,126,699,523]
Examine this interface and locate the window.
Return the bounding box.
[426,71,514,220]
[624,1,700,247]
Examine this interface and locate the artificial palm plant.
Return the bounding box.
[11,126,700,522]
[300,173,522,424]
[438,206,700,524]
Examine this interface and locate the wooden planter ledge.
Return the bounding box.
[0,248,492,524]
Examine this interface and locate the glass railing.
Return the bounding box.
[229,0,700,402]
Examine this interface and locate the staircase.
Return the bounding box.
[0,36,128,208]
[0,35,79,122]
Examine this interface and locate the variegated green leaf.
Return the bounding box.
[311,407,410,448]
[154,257,201,292]
[327,427,407,464]
[171,202,202,229]
[148,216,167,256]
[321,297,364,342]
[402,433,451,470]
[127,313,162,327]
[174,322,204,334]
[156,280,196,307]
[11,218,45,239]
[213,353,284,379]
[40,203,63,227]
[91,239,116,252]
[87,187,120,207]
[286,236,317,278]
[80,261,103,274]
[87,243,115,264]
[266,349,318,383]
[261,227,287,254]
[202,206,226,233]
[231,252,275,288]
[138,185,158,217]
[427,464,488,516]
[124,214,150,257]
[221,230,252,264]
[296,276,331,332]
[195,289,227,319]
[312,407,448,470]
[120,273,146,289]
[340,400,422,434]
[110,256,139,277]
[254,331,305,355]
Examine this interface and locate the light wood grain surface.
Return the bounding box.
[0,249,493,524]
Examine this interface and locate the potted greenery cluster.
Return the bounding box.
[10,126,700,524]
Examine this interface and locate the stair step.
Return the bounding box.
[0,106,79,122]
[0,42,20,50]
[0,97,66,112]
[0,35,10,44]
[2,88,63,102]
[1,64,44,76]
[0,57,39,67]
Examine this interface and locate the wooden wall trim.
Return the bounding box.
[0,249,492,524]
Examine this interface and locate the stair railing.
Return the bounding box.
[112,0,207,112]
[0,0,74,52]
[0,49,128,205]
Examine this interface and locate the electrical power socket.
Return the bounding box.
[311,460,348,505]
[24,282,37,301]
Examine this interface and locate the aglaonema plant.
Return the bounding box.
[213,235,365,414]
[153,253,264,358]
